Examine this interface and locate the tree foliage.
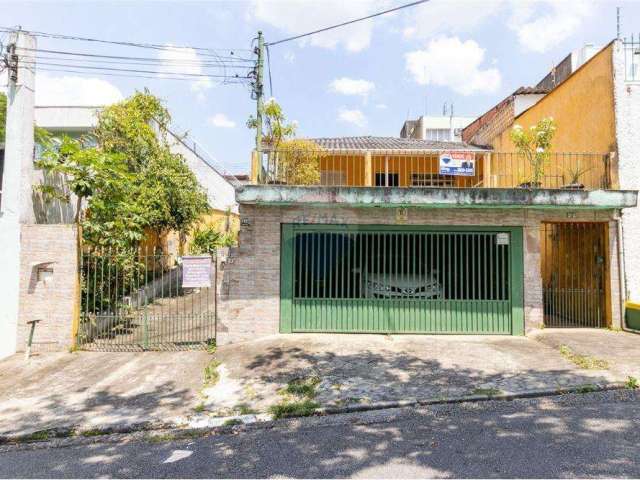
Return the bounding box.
[510,117,557,187]
[0,92,6,143]
[277,139,322,185]
[247,98,297,149]
[37,91,209,249]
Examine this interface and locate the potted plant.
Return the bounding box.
[510,117,557,189]
[562,164,592,190]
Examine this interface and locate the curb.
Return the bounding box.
[0,381,632,446]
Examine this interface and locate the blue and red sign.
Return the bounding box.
[439,151,475,176]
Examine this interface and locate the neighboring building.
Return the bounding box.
[401,115,476,142]
[462,39,640,320]
[213,126,636,344]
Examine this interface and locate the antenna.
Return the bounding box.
[617,6,621,39]
[442,102,447,116]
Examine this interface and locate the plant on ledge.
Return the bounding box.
[510,117,556,188]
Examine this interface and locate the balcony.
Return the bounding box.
[252,149,617,190]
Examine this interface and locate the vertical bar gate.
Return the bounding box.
[77,247,217,351]
[541,222,608,328]
[281,225,524,335]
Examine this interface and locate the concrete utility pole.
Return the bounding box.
[255,31,264,159]
[0,30,36,360]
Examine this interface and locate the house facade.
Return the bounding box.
[215,131,636,344]
[463,38,640,321]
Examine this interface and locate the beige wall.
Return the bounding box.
[16,225,78,352]
[216,205,621,345]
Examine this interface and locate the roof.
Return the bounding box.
[513,86,550,95]
[305,136,488,152]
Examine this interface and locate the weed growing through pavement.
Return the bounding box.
[559,345,609,369]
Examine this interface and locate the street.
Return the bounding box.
[1,390,639,478]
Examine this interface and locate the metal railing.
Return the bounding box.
[254,150,614,190]
[78,246,217,351]
[623,35,640,81]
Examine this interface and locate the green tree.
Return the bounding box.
[0,92,6,143]
[247,98,296,149]
[277,139,322,185]
[510,117,557,187]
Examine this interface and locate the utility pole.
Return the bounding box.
[255,31,264,158]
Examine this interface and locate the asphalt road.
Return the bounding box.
[1,391,640,478]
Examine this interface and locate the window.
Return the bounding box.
[375,172,399,187]
[411,173,454,187]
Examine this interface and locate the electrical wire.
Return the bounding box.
[266,45,273,97]
[34,66,249,83]
[0,26,252,56]
[265,0,431,46]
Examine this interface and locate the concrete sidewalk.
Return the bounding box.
[0,351,211,436]
[206,329,640,415]
[1,329,638,437]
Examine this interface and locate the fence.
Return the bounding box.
[624,35,640,81]
[78,247,217,351]
[255,150,613,190]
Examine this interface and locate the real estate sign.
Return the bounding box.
[182,256,212,288]
[439,151,475,176]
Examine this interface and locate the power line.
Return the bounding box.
[0,26,252,56]
[19,59,252,79]
[16,46,255,63]
[34,66,249,83]
[265,0,431,46]
[266,45,273,97]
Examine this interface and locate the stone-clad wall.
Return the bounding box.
[15,224,77,352]
[216,205,621,345]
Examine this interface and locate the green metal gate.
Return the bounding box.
[281,225,524,335]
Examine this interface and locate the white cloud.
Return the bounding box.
[157,45,212,99]
[402,0,505,41]
[509,0,594,53]
[283,51,296,63]
[338,107,366,127]
[35,73,124,106]
[375,103,388,109]
[329,77,375,97]
[250,0,388,52]
[208,113,236,128]
[405,36,501,96]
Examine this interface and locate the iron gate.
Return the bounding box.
[281,225,524,335]
[541,222,608,328]
[77,247,217,350]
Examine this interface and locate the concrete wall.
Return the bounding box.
[34,106,99,131]
[217,205,621,345]
[15,224,78,353]
[612,40,640,302]
[493,43,617,153]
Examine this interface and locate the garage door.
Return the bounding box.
[281,225,524,335]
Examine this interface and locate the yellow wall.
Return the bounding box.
[493,43,616,154]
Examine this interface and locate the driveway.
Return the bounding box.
[206,329,640,415]
[0,351,211,437]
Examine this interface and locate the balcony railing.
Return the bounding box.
[252,150,616,190]
[624,35,640,81]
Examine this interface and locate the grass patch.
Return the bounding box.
[575,384,598,394]
[19,430,54,442]
[559,345,609,370]
[235,404,257,415]
[194,403,206,413]
[80,428,107,437]
[206,339,217,354]
[269,399,320,419]
[282,376,321,398]
[625,376,639,389]
[471,387,502,397]
[204,359,222,387]
[223,418,243,427]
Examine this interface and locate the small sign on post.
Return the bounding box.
[182,256,212,288]
[439,151,475,177]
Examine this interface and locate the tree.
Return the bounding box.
[510,117,557,187]
[247,98,297,149]
[37,91,209,249]
[277,139,322,185]
[0,92,6,143]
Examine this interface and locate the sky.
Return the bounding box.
[2,0,640,173]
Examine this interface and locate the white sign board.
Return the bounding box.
[439,151,475,177]
[496,233,510,245]
[182,256,212,288]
